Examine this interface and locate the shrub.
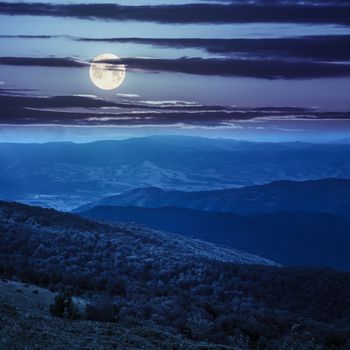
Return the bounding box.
[50,289,80,320]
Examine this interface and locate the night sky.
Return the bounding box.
[1,0,350,142]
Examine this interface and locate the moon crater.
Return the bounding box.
[90,53,126,91]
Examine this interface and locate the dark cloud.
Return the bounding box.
[0,1,349,25]
[0,56,85,68]
[204,1,343,2]
[0,91,226,111]
[1,56,350,79]
[4,35,350,62]
[0,34,56,39]
[1,90,349,127]
[205,0,350,4]
[120,57,350,79]
[77,35,350,62]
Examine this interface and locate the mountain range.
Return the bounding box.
[2,136,350,209]
[74,177,350,271]
[75,178,350,218]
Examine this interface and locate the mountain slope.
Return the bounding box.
[79,205,350,271]
[1,279,349,350]
[1,201,350,348]
[0,201,276,267]
[0,280,225,350]
[75,178,350,217]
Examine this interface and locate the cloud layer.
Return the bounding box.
[0,1,349,25]
[1,56,350,79]
[2,34,350,62]
[76,35,350,62]
[1,89,349,127]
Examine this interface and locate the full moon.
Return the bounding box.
[89,53,126,91]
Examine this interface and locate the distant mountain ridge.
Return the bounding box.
[2,136,350,209]
[79,205,350,271]
[75,178,350,217]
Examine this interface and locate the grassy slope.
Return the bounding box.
[0,279,232,350]
[1,278,346,350]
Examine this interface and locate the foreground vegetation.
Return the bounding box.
[0,284,224,350]
[0,201,349,349]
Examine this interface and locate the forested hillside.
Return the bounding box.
[0,201,349,348]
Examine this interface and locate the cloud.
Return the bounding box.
[139,100,200,107]
[0,1,349,25]
[73,94,101,100]
[113,57,350,79]
[0,34,57,39]
[1,56,350,79]
[1,90,349,128]
[0,56,86,67]
[4,34,350,62]
[77,35,350,62]
[117,93,140,99]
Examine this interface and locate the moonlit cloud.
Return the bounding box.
[139,100,200,107]
[1,89,349,129]
[117,93,140,98]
